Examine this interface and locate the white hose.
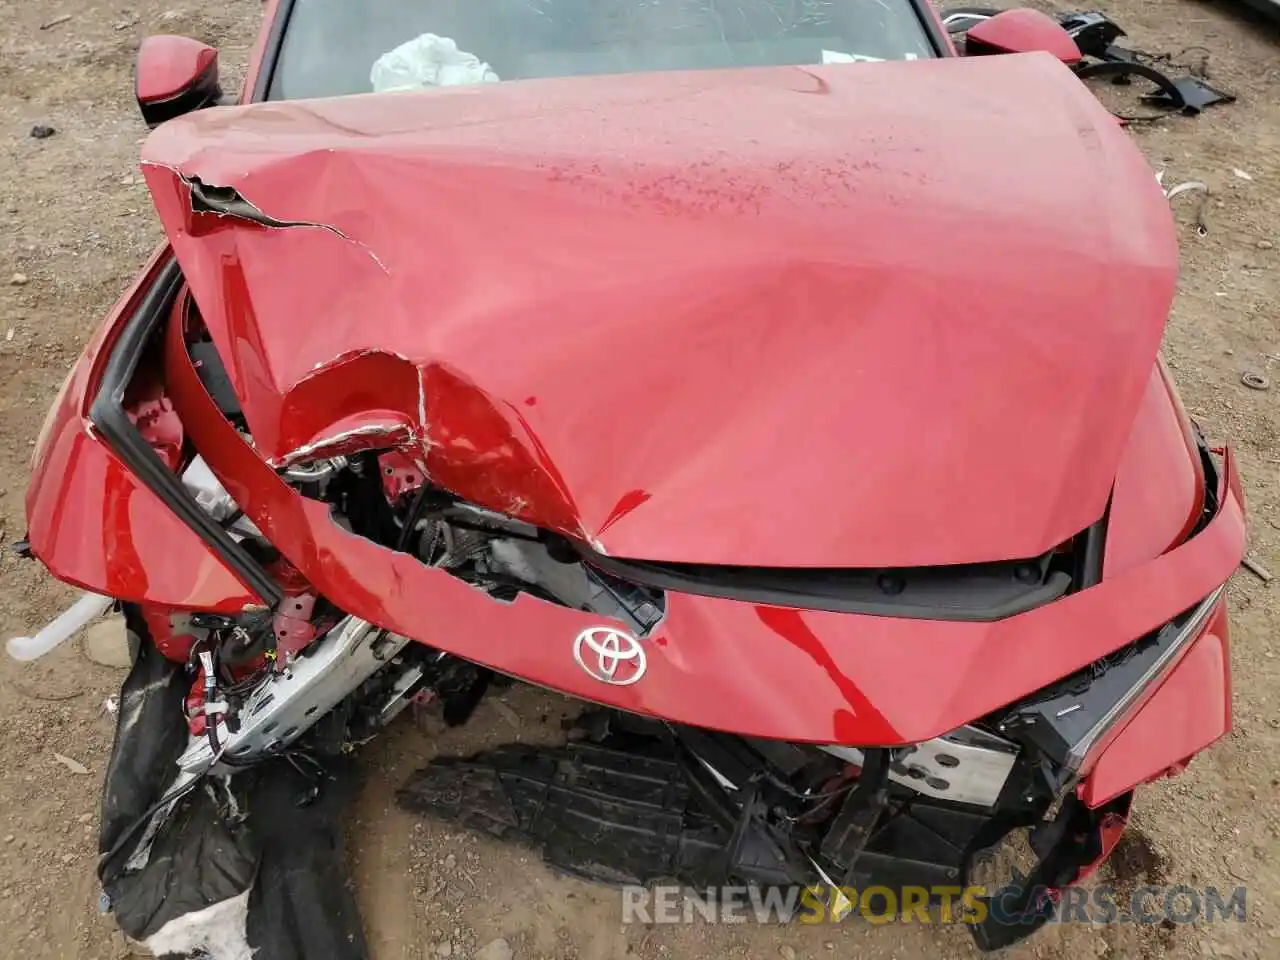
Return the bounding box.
[6,592,114,662]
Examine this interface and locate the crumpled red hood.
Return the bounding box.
[141,53,1177,569]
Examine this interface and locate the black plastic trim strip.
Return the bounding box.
[1073,500,1110,591]
[87,258,282,607]
[579,549,1072,623]
[909,0,954,58]
[252,0,298,102]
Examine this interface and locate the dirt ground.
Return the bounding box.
[0,1,1277,958]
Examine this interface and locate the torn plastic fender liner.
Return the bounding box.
[100,610,368,960]
[164,308,1248,747]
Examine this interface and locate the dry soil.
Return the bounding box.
[1,2,1278,959]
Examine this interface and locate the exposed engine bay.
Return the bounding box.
[163,439,669,760]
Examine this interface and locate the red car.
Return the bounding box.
[14,1,1245,956]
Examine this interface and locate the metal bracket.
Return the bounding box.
[177,616,408,775]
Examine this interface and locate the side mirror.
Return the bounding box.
[963,9,1082,65]
[135,35,222,129]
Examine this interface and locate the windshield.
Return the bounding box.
[268,0,937,100]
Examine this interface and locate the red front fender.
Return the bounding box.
[24,250,255,611]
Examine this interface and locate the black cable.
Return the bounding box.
[98,774,204,874]
[206,713,221,755]
[396,483,436,552]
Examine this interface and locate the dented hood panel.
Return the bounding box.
[141,54,1177,568]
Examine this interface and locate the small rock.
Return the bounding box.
[1232,168,1253,182]
[823,944,835,952]
[52,753,90,776]
[475,938,513,960]
[84,616,132,669]
[9,273,28,286]
[779,947,797,960]
[30,125,57,140]
[77,813,93,825]
[5,328,13,341]
[443,853,457,869]
[490,699,521,730]
[60,853,74,865]
[3,835,13,844]
[1259,239,1274,250]
[436,942,453,958]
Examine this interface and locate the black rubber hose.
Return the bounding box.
[396,483,435,552]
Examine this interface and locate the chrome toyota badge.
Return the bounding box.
[573,627,646,686]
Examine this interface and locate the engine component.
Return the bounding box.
[181,455,262,539]
[378,487,667,636]
[283,456,347,484]
[378,450,425,501]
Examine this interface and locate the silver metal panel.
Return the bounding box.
[818,725,1019,808]
[177,616,408,776]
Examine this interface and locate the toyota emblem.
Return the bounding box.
[573,627,646,686]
